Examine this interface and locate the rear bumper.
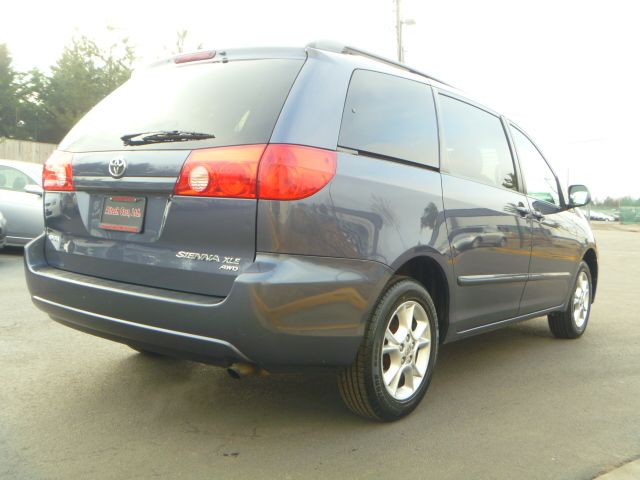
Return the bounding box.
[6,235,36,247]
[25,235,391,370]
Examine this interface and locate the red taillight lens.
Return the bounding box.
[175,144,337,200]
[43,150,74,191]
[174,50,216,64]
[175,144,266,198]
[258,144,337,200]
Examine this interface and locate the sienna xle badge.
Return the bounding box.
[25,41,598,421]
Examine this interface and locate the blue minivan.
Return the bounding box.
[25,41,598,420]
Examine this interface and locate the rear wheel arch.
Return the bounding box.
[583,248,598,302]
[394,256,450,342]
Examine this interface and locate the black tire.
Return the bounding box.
[548,261,592,339]
[338,277,439,421]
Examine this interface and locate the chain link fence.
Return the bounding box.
[620,206,640,224]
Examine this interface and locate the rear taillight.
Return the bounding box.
[175,144,337,201]
[175,144,266,198]
[257,144,337,200]
[43,150,74,191]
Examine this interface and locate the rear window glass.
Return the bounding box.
[59,59,304,152]
[338,70,439,168]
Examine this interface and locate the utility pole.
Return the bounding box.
[395,0,415,63]
[396,0,403,62]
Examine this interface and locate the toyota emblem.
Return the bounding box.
[108,156,127,178]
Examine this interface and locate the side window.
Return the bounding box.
[0,166,33,192]
[510,127,560,205]
[439,94,518,191]
[338,69,439,168]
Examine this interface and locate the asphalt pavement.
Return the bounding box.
[1,227,638,480]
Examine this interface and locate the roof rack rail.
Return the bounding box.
[306,40,453,88]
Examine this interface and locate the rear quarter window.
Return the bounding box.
[338,70,439,168]
[59,59,304,152]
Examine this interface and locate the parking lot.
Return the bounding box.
[1,226,638,480]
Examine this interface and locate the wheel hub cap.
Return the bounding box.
[380,300,432,401]
[573,271,590,328]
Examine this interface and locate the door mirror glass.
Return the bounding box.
[568,184,591,207]
[24,184,43,196]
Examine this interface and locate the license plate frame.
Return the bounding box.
[99,196,147,233]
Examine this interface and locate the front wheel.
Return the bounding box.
[548,261,592,339]
[338,278,439,421]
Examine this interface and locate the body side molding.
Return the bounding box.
[458,272,571,286]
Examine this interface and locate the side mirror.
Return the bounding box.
[568,184,591,208]
[24,184,44,196]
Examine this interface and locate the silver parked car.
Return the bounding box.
[0,210,7,248]
[0,159,44,246]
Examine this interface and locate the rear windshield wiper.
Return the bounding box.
[121,130,215,146]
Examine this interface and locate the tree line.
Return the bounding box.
[0,30,198,145]
[593,197,640,208]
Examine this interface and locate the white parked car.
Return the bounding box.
[588,211,615,222]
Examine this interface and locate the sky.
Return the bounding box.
[2,0,639,199]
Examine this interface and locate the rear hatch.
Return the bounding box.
[43,51,305,297]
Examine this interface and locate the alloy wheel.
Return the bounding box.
[573,271,590,328]
[380,300,432,401]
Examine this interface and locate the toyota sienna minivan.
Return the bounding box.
[25,41,598,421]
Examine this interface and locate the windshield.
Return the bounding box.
[59,58,304,152]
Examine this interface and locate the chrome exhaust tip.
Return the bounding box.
[227,363,266,379]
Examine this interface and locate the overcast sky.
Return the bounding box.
[3,0,638,199]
